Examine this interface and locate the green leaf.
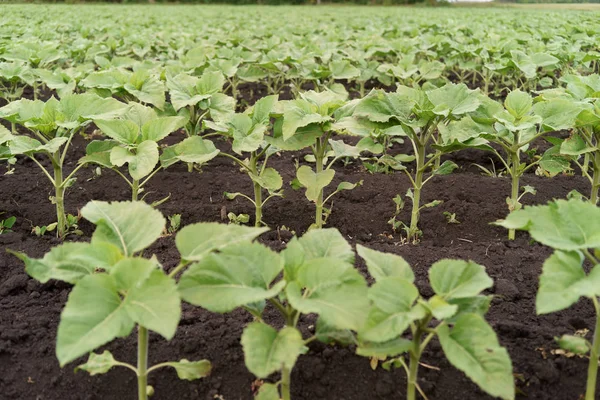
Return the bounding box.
[112,259,180,340]
[81,200,166,257]
[504,90,532,120]
[255,383,280,400]
[94,119,139,145]
[208,93,236,122]
[533,99,582,131]
[556,335,589,355]
[429,260,493,300]
[560,133,596,156]
[495,199,600,250]
[251,95,278,125]
[178,243,285,312]
[438,313,515,400]
[427,83,480,118]
[282,99,330,140]
[111,140,159,180]
[160,136,219,168]
[197,71,225,95]
[158,359,212,380]
[360,277,424,342]
[434,160,458,175]
[57,274,134,366]
[286,261,369,331]
[230,114,265,154]
[11,242,122,284]
[354,90,413,123]
[296,165,335,202]
[176,222,267,261]
[252,167,282,191]
[420,295,458,320]
[75,351,120,376]
[356,245,414,282]
[536,250,600,314]
[241,323,305,378]
[141,116,186,142]
[329,139,361,159]
[356,337,413,358]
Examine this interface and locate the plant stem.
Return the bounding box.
[407,329,422,400]
[281,366,292,400]
[137,326,149,400]
[408,142,425,242]
[508,150,520,240]
[132,179,140,202]
[314,137,326,229]
[52,153,66,238]
[250,153,263,227]
[591,150,600,206]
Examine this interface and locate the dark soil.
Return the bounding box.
[0,92,596,400]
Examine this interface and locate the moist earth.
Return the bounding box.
[0,88,596,400]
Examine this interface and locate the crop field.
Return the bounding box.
[1,3,600,400]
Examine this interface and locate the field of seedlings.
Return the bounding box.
[1,4,600,400]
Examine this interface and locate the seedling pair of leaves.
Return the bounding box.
[350,83,481,241]
[208,95,284,227]
[537,74,600,205]
[273,88,362,229]
[440,89,583,239]
[355,246,515,400]
[81,102,213,202]
[10,200,272,400]
[496,199,600,400]
[0,94,127,237]
[177,228,371,400]
[81,68,166,110]
[0,213,16,234]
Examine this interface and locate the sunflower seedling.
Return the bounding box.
[177,228,369,400]
[496,199,600,400]
[355,246,514,400]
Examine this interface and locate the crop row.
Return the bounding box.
[5,197,598,400]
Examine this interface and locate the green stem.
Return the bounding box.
[137,326,149,400]
[508,150,520,241]
[407,328,423,400]
[281,366,292,400]
[590,151,600,206]
[52,153,66,239]
[251,153,263,227]
[408,142,425,242]
[314,138,325,229]
[132,179,140,202]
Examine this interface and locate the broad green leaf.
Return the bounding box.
[329,139,361,159]
[57,274,134,366]
[95,119,139,145]
[120,266,180,340]
[434,160,458,175]
[160,136,219,167]
[427,83,480,118]
[536,251,600,314]
[75,351,120,376]
[9,136,68,155]
[532,99,582,131]
[0,125,13,145]
[157,359,212,381]
[208,93,236,122]
[420,295,458,320]
[495,199,600,250]
[141,116,186,142]
[286,276,368,331]
[241,323,304,378]
[356,337,413,358]
[197,71,225,95]
[438,313,514,400]
[178,243,285,312]
[556,335,589,355]
[176,222,267,261]
[282,99,329,140]
[360,277,424,342]
[560,133,596,156]
[287,228,354,267]
[251,95,278,125]
[296,165,335,202]
[256,383,280,400]
[81,200,166,256]
[230,113,265,154]
[11,242,122,284]
[251,167,283,191]
[504,90,532,119]
[110,140,159,180]
[356,245,414,282]
[429,260,493,300]
[354,90,413,123]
